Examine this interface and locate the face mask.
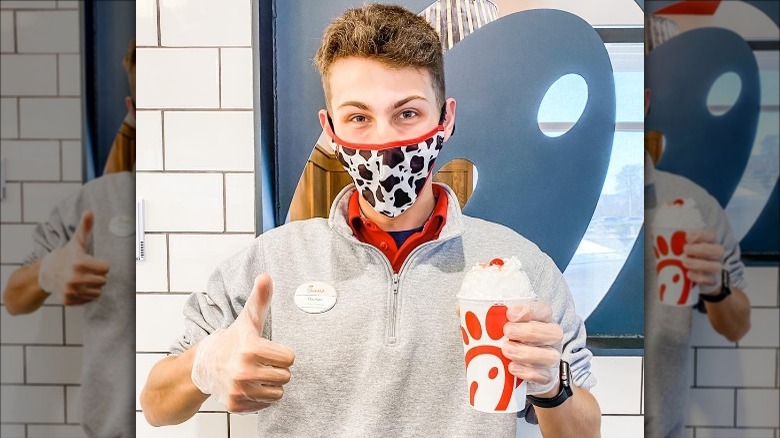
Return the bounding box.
[329,122,446,218]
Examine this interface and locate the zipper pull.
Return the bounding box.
[392,273,400,294]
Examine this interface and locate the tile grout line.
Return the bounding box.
[16,96,21,137]
[13,9,18,54]
[223,173,227,232]
[63,385,68,425]
[59,140,63,181]
[639,355,644,415]
[166,233,171,293]
[156,0,162,47]
[20,180,25,222]
[218,47,223,109]
[161,111,166,170]
[56,53,60,96]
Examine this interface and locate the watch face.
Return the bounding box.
[561,361,571,387]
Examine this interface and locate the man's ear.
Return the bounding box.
[644,88,651,118]
[443,98,457,141]
[318,109,335,142]
[125,96,136,117]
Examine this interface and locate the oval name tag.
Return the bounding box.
[109,215,134,237]
[294,281,337,314]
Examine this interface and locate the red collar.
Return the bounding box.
[348,184,449,272]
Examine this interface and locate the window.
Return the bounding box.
[725,50,780,245]
[538,42,645,319]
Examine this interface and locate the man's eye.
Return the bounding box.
[399,110,417,119]
[350,115,368,123]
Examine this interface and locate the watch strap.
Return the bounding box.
[526,361,573,409]
[700,269,731,303]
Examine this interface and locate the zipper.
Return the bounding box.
[386,233,462,343]
[333,225,464,344]
[389,273,400,341]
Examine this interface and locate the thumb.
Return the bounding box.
[73,210,94,249]
[243,273,273,335]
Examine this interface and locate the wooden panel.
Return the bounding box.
[289,144,474,221]
[645,130,663,164]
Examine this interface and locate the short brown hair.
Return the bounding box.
[313,4,445,109]
[123,38,136,100]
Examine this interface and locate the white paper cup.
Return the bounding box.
[457,296,533,413]
[652,227,700,306]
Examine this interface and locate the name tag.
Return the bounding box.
[294,281,337,314]
[109,215,134,237]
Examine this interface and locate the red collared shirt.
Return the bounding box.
[348,184,449,272]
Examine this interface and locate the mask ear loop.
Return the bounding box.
[439,104,454,136]
[325,113,338,145]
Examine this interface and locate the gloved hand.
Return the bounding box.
[191,273,295,413]
[682,229,725,295]
[502,301,563,396]
[38,210,110,305]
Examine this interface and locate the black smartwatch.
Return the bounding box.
[700,269,731,303]
[526,360,573,409]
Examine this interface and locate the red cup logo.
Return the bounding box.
[654,230,698,305]
[460,304,524,411]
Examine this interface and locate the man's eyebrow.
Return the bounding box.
[337,96,428,112]
[338,101,371,111]
[391,95,427,110]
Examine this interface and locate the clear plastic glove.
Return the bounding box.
[38,210,110,305]
[682,229,725,295]
[501,301,563,396]
[191,273,295,413]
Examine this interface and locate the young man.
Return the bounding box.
[3,171,135,438]
[141,5,601,436]
[644,88,751,437]
[104,38,136,174]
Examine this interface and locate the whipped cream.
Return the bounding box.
[458,256,535,300]
[654,197,705,229]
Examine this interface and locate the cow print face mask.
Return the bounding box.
[328,122,446,218]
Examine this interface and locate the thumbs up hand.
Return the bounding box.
[38,210,110,305]
[191,274,295,413]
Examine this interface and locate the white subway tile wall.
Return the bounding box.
[167,233,255,292]
[136,48,220,109]
[220,48,254,109]
[135,0,158,47]
[27,424,87,438]
[134,111,164,171]
[1,140,62,181]
[21,182,81,223]
[686,267,780,435]
[57,54,81,96]
[0,183,22,222]
[18,97,81,139]
[0,97,19,138]
[163,110,254,171]
[65,386,81,424]
[0,3,90,436]
[0,385,66,423]
[0,55,58,95]
[61,140,82,181]
[25,346,83,384]
[158,0,251,47]
[15,10,79,53]
[0,11,15,53]
[130,1,780,438]
[133,0,285,434]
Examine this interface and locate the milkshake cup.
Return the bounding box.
[457,257,536,413]
[652,198,706,306]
